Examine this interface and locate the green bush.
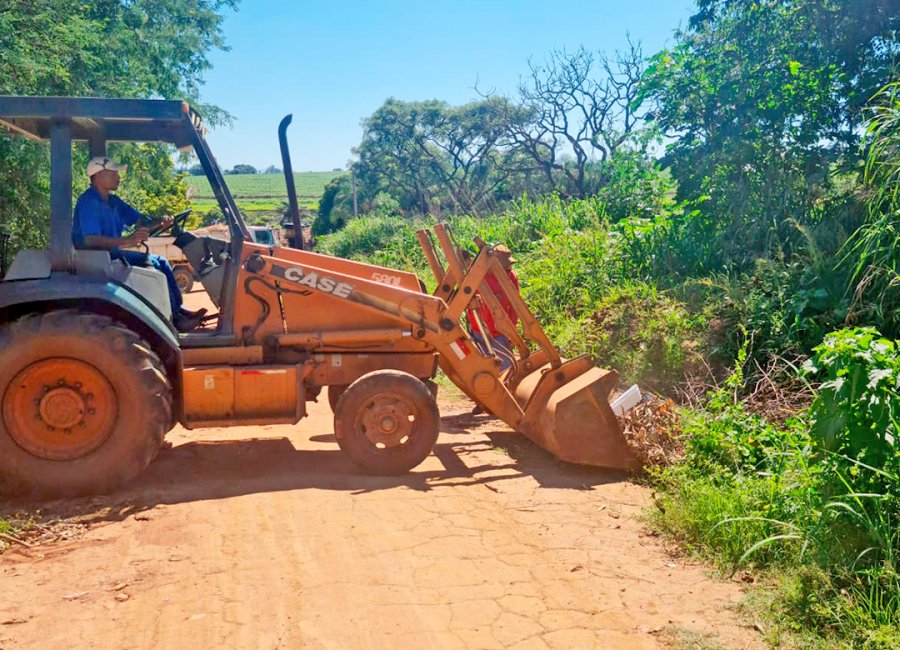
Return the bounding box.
[565,283,707,391]
[807,328,900,489]
[316,214,409,261]
[653,330,900,646]
[517,228,615,324]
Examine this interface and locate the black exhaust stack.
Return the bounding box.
[0,228,9,278]
[278,114,304,250]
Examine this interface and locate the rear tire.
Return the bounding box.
[173,265,194,294]
[0,310,173,497]
[334,370,439,475]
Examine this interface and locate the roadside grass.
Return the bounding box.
[0,512,36,552]
[662,627,731,650]
[316,197,716,389]
[433,371,469,404]
[649,330,900,649]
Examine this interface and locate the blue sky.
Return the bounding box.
[199,0,695,171]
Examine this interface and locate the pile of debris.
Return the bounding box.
[618,393,683,468]
[0,513,87,553]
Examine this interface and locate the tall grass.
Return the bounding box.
[653,329,900,647]
[844,81,900,337]
[317,195,710,388]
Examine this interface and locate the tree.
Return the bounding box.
[314,175,357,236]
[485,40,648,199]
[227,164,257,175]
[263,165,282,174]
[354,98,534,215]
[187,163,206,176]
[348,42,655,217]
[0,0,238,253]
[642,0,900,268]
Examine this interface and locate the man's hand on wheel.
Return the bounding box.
[158,215,174,230]
[125,227,150,247]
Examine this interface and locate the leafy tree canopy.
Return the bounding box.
[0,0,238,252]
[642,0,900,266]
[227,164,258,175]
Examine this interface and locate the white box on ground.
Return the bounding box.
[611,384,642,416]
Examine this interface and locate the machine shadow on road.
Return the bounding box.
[1,412,631,525]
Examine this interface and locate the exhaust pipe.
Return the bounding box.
[278,114,304,250]
[0,228,9,279]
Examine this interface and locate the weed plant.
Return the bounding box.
[652,329,900,648]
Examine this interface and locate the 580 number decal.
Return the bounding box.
[371,272,402,286]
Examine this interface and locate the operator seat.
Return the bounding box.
[3,249,172,320]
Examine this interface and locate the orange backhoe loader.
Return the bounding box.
[0,96,638,497]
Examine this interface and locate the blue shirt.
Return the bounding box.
[72,186,145,250]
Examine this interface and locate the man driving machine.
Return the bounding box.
[72,156,206,332]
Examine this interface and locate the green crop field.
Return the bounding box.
[185,171,343,214]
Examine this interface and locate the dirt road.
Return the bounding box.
[0,394,760,650]
[0,290,759,649]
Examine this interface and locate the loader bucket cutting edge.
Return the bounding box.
[512,361,641,471]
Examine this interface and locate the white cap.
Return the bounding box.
[87,156,127,178]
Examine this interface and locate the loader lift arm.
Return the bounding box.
[244,224,639,470]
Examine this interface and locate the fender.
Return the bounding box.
[0,275,180,351]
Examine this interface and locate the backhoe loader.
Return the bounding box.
[0,96,638,497]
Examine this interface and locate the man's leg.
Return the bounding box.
[489,334,516,372]
[470,330,491,356]
[117,249,146,266]
[149,254,183,315]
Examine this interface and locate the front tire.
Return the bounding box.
[173,265,194,294]
[0,310,173,497]
[333,370,439,475]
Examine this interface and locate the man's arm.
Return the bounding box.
[83,228,150,251]
[115,198,173,234]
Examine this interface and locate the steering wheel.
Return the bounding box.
[148,209,193,237]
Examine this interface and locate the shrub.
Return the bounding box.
[316,214,408,260]
[566,283,707,391]
[806,328,900,489]
[653,329,900,646]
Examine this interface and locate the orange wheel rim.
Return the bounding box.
[3,358,117,461]
[356,392,417,450]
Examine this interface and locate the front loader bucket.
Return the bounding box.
[416,224,641,471]
[512,357,641,471]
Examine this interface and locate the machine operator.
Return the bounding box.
[72,156,205,332]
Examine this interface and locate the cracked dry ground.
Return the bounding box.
[0,398,762,650]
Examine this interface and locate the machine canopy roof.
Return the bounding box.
[0,96,204,148]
